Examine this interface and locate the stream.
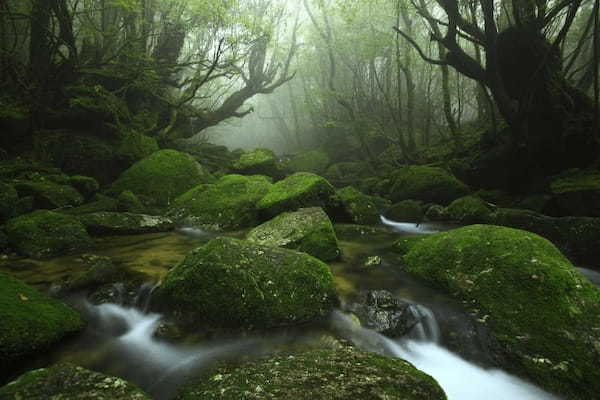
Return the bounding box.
[1,219,574,399]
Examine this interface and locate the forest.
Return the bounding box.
[0,0,599,399]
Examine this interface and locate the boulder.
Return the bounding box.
[0,182,18,222]
[116,130,159,164]
[176,345,446,400]
[154,237,338,329]
[337,186,389,225]
[116,190,146,213]
[168,174,272,230]
[285,150,330,175]
[257,172,345,221]
[385,200,427,223]
[13,180,84,210]
[0,273,84,378]
[109,149,214,207]
[0,363,150,399]
[404,224,600,398]
[445,195,494,223]
[78,212,174,236]
[62,194,119,215]
[247,207,340,262]
[547,169,600,217]
[231,148,283,179]
[68,175,100,200]
[5,210,94,258]
[389,165,469,204]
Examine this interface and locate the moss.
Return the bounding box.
[550,169,600,194]
[117,190,145,213]
[445,195,494,223]
[177,345,446,400]
[247,207,340,262]
[0,363,150,399]
[385,200,426,223]
[548,169,600,217]
[78,212,174,236]
[13,180,84,210]
[154,237,338,330]
[5,210,94,258]
[257,172,344,221]
[391,235,428,255]
[232,148,282,178]
[109,149,214,207]
[62,194,119,215]
[389,165,469,205]
[116,130,159,164]
[324,162,372,186]
[0,274,84,377]
[0,182,18,222]
[68,175,100,200]
[337,186,388,225]
[168,174,273,230]
[404,224,600,398]
[285,151,331,175]
[63,257,145,292]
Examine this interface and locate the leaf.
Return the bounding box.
[18,293,29,301]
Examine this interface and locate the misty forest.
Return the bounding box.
[0,0,599,398]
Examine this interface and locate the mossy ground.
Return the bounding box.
[404,224,600,398]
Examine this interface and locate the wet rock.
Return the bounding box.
[78,212,174,235]
[389,165,469,205]
[337,186,389,224]
[385,200,427,223]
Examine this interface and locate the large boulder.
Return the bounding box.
[109,149,214,207]
[445,195,494,223]
[0,273,84,378]
[168,174,273,230]
[285,150,330,175]
[154,237,338,330]
[404,224,600,398]
[5,210,94,258]
[247,207,340,262]
[337,186,389,225]
[231,148,283,179]
[13,180,84,210]
[257,172,346,221]
[176,345,446,400]
[0,363,150,399]
[384,200,427,223]
[389,166,469,205]
[78,212,174,236]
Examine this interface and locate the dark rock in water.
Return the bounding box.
[78,212,174,235]
[62,256,146,294]
[177,344,446,400]
[0,363,150,399]
[347,290,420,337]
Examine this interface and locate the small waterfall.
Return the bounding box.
[407,304,440,342]
[380,216,441,234]
[177,227,212,238]
[576,267,600,287]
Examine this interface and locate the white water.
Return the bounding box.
[577,267,600,287]
[380,215,443,234]
[176,226,212,238]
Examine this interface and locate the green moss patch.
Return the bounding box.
[445,195,494,223]
[285,150,330,174]
[13,180,84,210]
[385,200,427,223]
[389,165,468,205]
[337,186,388,225]
[232,148,282,178]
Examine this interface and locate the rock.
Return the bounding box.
[154,237,338,330]
[109,149,214,207]
[68,175,100,200]
[0,274,84,378]
[231,148,283,179]
[5,210,94,258]
[176,345,446,400]
[168,174,273,231]
[13,180,84,210]
[547,169,600,217]
[62,257,145,293]
[445,195,494,223]
[62,194,119,215]
[116,190,145,213]
[0,363,150,399]
[116,130,159,164]
[257,172,346,221]
[0,182,18,222]
[337,186,389,224]
[247,207,340,262]
[347,290,420,337]
[78,212,174,235]
[324,161,372,187]
[285,150,330,175]
[385,200,427,223]
[404,224,600,398]
[389,165,469,205]
[391,235,428,256]
[170,141,237,174]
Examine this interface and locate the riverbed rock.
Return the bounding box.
[285,150,330,175]
[337,186,389,224]
[0,363,150,399]
[5,210,94,258]
[109,149,214,207]
[389,165,469,205]
[385,200,427,223]
[403,224,600,398]
[0,274,84,379]
[13,180,84,210]
[257,172,346,221]
[168,174,273,230]
[231,148,283,179]
[247,207,340,262]
[78,212,174,236]
[176,345,446,400]
[154,237,338,330]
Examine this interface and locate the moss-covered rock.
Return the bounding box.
[257,172,345,221]
[68,175,100,200]
[5,210,94,258]
[177,345,446,400]
[404,224,600,398]
[389,165,469,205]
[324,161,372,187]
[116,130,159,164]
[62,194,119,215]
[154,237,338,330]
[247,207,340,262]
[547,169,600,217]
[0,182,18,222]
[168,174,273,231]
[445,195,494,223]
[78,212,174,236]
[109,149,214,207]
[391,234,428,255]
[0,363,150,399]
[232,148,283,179]
[385,200,427,223]
[0,274,84,377]
[117,190,145,213]
[285,150,330,175]
[62,257,145,293]
[337,186,389,225]
[13,180,84,210]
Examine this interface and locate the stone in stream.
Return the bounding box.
[246,207,340,262]
[78,212,175,235]
[0,363,150,399]
[388,165,469,205]
[336,186,390,225]
[153,237,338,330]
[0,273,85,380]
[176,344,447,400]
[403,224,600,399]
